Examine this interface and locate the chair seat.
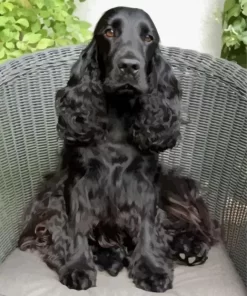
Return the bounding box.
[0,244,245,296]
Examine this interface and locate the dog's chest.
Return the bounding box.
[82,140,158,195]
[106,116,127,143]
[77,116,159,212]
[81,140,156,185]
[85,116,138,171]
[96,142,138,175]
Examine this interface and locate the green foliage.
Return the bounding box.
[0,0,92,63]
[222,0,247,68]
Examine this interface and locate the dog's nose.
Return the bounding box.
[118,58,140,75]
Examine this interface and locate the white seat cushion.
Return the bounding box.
[0,244,245,296]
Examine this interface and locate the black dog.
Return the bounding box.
[18,7,219,293]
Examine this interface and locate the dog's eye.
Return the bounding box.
[104,28,115,38]
[144,35,153,43]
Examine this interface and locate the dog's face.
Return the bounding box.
[56,6,181,152]
[93,7,160,95]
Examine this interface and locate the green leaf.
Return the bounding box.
[72,37,80,44]
[0,48,6,60]
[35,0,45,9]
[18,9,38,23]
[17,41,28,51]
[0,16,16,27]
[18,0,32,9]
[227,4,241,20]
[13,32,21,41]
[232,18,246,33]
[43,19,51,27]
[36,38,54,50]
[242,4,247,15]
[233,43,241,49]
[80,29,92,41]
[224,0,236,12]
[13,24,22,31]
[49,20,56,29]
[1,29,16,42]
[79,21,92,30]
[70,31,82,42]
[1,31,20,42]
[3,2,15,11]
[39,10,51,19]
[0,3,7,14]
[61,10,69,18]
[16,18,29,28]
[0,17,10,27]
[39,29,49,37]
[55,14,66,22]
[5,42,15,49]
[31,21,41,33]
[9,50,23,58]
[23,33,42,44]
[223,34,240,47]
[29,47,39,53]
[66,23,82,33]
[43,0,53,7]
[241,31,247,44]
[240,0,247,7]
[68,7,74,14]
[54,23,66,33]
[55,38,70,46]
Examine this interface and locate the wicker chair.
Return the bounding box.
[0,45,246,295]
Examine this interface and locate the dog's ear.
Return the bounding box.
[67,40,97,86]
[130,48,181,153]
[55,40,107,144]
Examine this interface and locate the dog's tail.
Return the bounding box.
[158,168,221,246]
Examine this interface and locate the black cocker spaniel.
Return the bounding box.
[18,6,219,293]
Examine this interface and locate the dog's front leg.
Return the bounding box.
[32,220,96,290]
[59,179,97,290]
[18,176,97,291]
[128,197,174,293]
[42,211,97,290]
[59,232,96,290]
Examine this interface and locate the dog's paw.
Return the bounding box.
[133,273,172,292]
[95,254,124,277]
[93,247,125,277]
[60,269,96,290]
[171,232,209,266]
[129,259,173,292]
[106,261,124,277]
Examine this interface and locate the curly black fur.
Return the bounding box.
[18,6,219,293]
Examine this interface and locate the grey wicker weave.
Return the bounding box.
[0,45,247,287]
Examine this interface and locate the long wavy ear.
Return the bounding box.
[55,40,107,145]
[130,48,181,153]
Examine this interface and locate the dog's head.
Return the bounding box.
[93,7,160,95]
[56,7,181,152]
